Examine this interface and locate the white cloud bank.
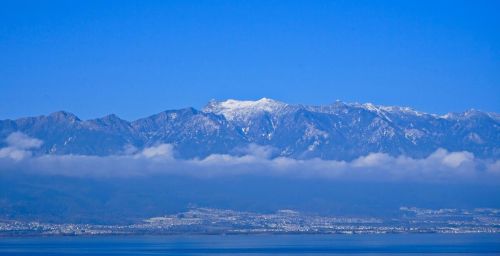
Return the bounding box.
[0,132,43,161]
[0,133,498,182]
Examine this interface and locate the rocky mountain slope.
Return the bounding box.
[1,98,498,160]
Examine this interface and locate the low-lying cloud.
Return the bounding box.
[0,133,498,182]
[0,132,43,161]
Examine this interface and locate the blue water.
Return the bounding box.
[0,234,499,255]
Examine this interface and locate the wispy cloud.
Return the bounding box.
[0,133,498,182]
[0,132,43,161]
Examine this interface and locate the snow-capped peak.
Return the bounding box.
[349,102,428,117]
[203,98,287,120]
[441,109,490,120]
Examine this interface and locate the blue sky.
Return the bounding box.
[1,0,499,120]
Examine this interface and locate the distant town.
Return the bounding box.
[1,207,499,236]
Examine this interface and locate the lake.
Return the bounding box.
[0,234,499,255]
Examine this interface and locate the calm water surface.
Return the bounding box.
[0,234,499,255]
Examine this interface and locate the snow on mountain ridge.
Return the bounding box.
[204,98,494,126]
[1,98,498,160]
[203,98,288,121]
[346,102,429,118]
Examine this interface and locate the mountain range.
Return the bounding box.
[1,98,499,160]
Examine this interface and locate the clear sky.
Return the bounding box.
[1,0,499,120]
